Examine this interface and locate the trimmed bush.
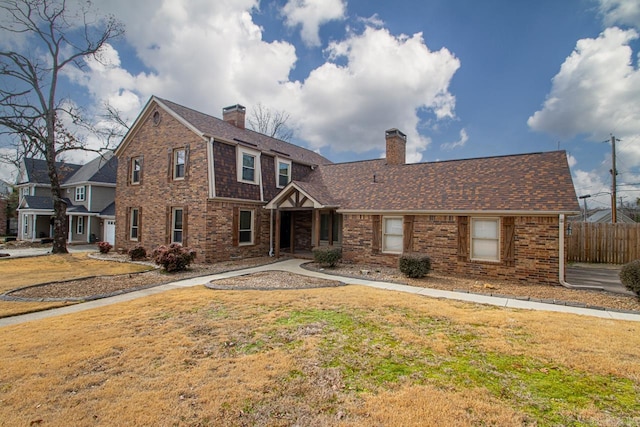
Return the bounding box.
[620,259,640,296]
[312,246,342,268]
[128,244,147,261]
[152,243,197,272]
[97,241,113,254]
[399,253,432,278]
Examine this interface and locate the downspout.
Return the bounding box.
[269,208,274,257]
[558,213,578,288]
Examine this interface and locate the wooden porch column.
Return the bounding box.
[313,209,320,248]
[275,209,281,258]
[289,212,295,254]
[328,211,334,246]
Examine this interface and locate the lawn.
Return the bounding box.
[0,285,638,426]
[0,253,152,317]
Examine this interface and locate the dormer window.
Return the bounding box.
[277,159,291,188]
[237,146,260,185]
[75,186,85,202]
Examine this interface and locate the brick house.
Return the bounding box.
[16,153,117,244]
[116,97,579,284]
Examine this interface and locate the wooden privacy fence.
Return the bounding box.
[567,222,640,264]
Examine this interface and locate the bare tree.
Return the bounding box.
[247,102,294,142]
[0,0,123,253]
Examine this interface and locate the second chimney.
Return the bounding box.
[223,104,246,129]
[385,128,406,165]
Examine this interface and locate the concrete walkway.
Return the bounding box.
[1,259,639,327]
[0,244,97,259]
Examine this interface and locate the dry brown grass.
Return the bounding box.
[0,254,152,317]
[0,284,638,426]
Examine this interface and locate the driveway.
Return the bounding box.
[0,244,97,259]
[566,264,634,296]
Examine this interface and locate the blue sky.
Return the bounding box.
[2,0,640,211]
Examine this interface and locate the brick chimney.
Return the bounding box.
[385,128,406,165]
[222,104,246,129]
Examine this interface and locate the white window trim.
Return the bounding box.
[238,209,254,246]
[173,148,186,180]
[276,157,292,188]
[75,186,85,202]
[131,157,141,184]
[171,207,183,244]
[130,208,139,241]
[470,217,500,262]
[76,216,84,235]
[236,146,261,185]
[382,216,403,254]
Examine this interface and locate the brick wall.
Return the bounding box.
[293,210,312,251]
[205,200,270,262]
[342,214,563,285]
[115,106,210,257]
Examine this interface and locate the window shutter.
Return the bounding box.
[371,215,381,253]
[139,155,144,185]
[403,215,414,253]
[457,216,468,261]
[167,149,173,182]
[126,157,131,186]
[254,209,260,245]
[166,206,172,244]
[184,145,190,181]
[232,207,239,246]
[182,206,188,247]
[503,217,515,266]
[138,207,142,242]
[126,207,130,240]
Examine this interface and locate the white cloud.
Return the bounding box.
[528,27,640,140]
[440,129,468,150]
[63,3,459,164]
[599,0,640,28]
[282,0,346,47]
[567,153,577,168]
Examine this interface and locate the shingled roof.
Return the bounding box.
[18,158,82,185]
[155,97,331,166]
[299,151,579,213]
[65,152,117,185]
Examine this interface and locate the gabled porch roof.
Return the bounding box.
[265,181,339,210]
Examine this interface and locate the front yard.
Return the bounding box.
[0,283,638,426]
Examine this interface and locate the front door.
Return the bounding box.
[280,211,291,250]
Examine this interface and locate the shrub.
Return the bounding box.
[128,244,147,261]
[97,241,113,254]
[152,243,197,272]
[620,259,640,296]
[312,246,342,268]
[399,253,432,278]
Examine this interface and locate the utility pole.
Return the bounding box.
[610,135,618,223]
[579,194,591,222]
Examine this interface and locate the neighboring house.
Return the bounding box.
[585,209,636,224]
[16,153,118,244]
[116,97,579,285]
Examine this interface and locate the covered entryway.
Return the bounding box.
[265,182,342,258]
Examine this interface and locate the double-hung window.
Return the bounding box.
[277,159,291,187]
[239,210,253,245]
[382,217,403,253]
[131,157,141,184]
[471,218,500,261]
[75,186,85,202]
[173,149,186,180]
[130,208,139,241]
[237,146,260,184]
[172,208,183,244]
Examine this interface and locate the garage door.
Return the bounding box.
[105,220,116,245]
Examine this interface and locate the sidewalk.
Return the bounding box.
[1,259,639,327]
[0,244,97,259]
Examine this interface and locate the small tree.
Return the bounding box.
[0,0,124,253]
[246,102,293,142]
